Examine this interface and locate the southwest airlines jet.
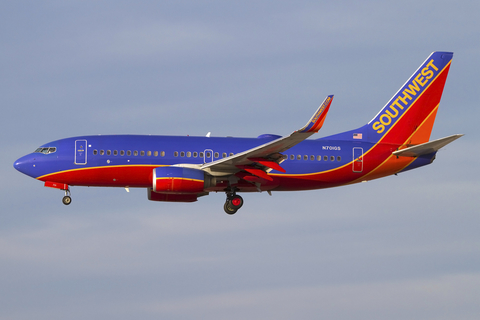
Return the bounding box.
[14,52,462,214]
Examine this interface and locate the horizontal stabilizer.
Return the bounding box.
[392,134,463,157]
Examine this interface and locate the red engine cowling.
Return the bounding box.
[149,167,215,202]
[152,166,206,194]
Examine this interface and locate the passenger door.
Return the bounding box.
[75,139,87,165]
[352,147,363,172]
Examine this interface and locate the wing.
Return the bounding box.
[200,95,333,178]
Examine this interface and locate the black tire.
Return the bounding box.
[62,196,72,205]
[224,202,237,215]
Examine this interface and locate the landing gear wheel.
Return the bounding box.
[62,195,72,205]
[224,202,237,215]
[229,195,243,209]
[224,194,243,214]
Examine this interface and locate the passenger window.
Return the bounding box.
[193,152,198,158]
[290,154,294,160]
[174,151,178,157]
[297,155,301,160]
[337,156,341,161]
[187,152,191,157]
[324,155,328,161]
[107,150,111,156]
[154,151,158,157]
[222,153,227,158]
[93,150,98,155]
[310,155,314,161]
[127,150,131,156]
[161,151,165,157]
[120,150,125,156]
[330,156,335,161]
[100,150,105,155]
[113,150,118,156]
[229,153,234,156]
[180,151,185,157]
[134,151,138,156]
[200,152,204,158]
[303,155,308,160]
[317,155,321,161]
[214,152,219,158]
[147,151,152,156]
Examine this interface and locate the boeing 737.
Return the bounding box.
[14,51,462,214]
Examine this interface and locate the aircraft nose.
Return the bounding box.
[14,154,37,177]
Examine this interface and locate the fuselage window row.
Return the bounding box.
[173,152,232,159]
[175,151,204,158]
[288,154,341,161]
[92,149,165,157]
[91,149,341,162]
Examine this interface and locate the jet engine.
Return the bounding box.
[148,166,215,202]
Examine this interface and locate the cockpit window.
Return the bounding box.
[34,147,56,154]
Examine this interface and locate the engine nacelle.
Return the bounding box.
[152,166,212,194]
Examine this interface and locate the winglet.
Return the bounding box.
[298,95,333,133]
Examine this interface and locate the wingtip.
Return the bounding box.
[298,95,333,133]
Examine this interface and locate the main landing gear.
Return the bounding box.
[62,189,72,205]
[224,191,243,215]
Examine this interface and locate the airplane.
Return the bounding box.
[14,51,463,214]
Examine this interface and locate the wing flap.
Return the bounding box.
[236,165,274,181]
[248,157,286,173]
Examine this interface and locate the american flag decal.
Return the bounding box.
[353,133,362,139]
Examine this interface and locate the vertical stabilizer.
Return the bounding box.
[367,51,453,145]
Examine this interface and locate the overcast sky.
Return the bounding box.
[1,1,479,319]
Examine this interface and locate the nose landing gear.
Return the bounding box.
[224,191,243,215]
[62,189,72,205]
[44,181,72,206]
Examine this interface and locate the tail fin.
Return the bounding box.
[367,51,453,145]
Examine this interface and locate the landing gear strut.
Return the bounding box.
[62,189,72,205]
[224,191,243,215]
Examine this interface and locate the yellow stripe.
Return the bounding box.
[156,177,204,183]
[36,164,168,180]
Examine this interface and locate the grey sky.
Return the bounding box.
[1,1,479,319]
